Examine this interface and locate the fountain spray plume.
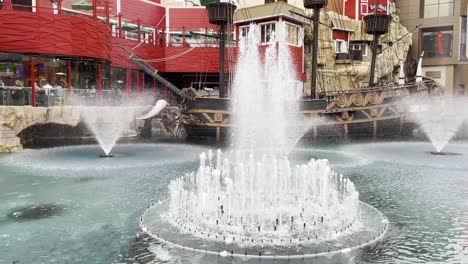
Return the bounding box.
[77,90,152,156]
[231,23,305,156]
[404,94,468,153]
[165,23,361,246]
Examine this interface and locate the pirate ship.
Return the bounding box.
[126,0,439,142]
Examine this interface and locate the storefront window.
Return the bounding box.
[0,52,144,106]
[421,27,453,58]
[461,17,467,61]
[0,53,28,87]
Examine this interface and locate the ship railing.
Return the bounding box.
[321,80,434,97]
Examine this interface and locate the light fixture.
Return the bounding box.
[140,27,150,34]
[71,0,93,10]
[122,23,137,31]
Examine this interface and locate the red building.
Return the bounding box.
[0,0,307,104]
[343,0,392,20]
[234,1,307,82]
[0,0,222,104]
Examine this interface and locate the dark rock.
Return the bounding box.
[8,204,64,221]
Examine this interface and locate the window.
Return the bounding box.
[421,27,453,58]
[286,23,299,46]
[360,0,368,15]
[335,40,348,53]
[461,16,467,60]
[260,23,275,44]
[349,43,368,56]
[240,26,249,38]
[424,0,454,18]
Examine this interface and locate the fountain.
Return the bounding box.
[141,23,387,259]
[406,96,468,154]
[80,106,137,157]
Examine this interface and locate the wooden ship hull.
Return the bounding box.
[123,1,433,143]
[183,83,427,142]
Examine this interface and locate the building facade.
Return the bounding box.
[0,0,308,105]
[0,0,221,105]
[396,0,468,95]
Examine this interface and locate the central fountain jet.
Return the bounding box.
[166,23,360,245]
[141,7,388,260]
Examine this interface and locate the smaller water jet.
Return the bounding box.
[80,106,138,157]
[405,96,468,153]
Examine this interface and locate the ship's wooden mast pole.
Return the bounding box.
[311,6,320,99]
[219,24,226,98]
[368,0,379,87]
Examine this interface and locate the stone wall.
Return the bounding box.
[0,106,81,152]
[0,106,148,153]
[304,6,412,95]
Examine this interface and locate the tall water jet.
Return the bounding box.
[231,24,303,155]
[81,106,135,156]
[141,23,387,258]
[406,96,468,153]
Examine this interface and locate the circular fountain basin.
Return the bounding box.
[340,142,468,169]
[140,200,388,259]
[1,142,467,263]
[0,143,207,173]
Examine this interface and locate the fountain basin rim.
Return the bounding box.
[428,151,462,156]
[139,200,388,259]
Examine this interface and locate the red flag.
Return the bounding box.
[437,32,444,55]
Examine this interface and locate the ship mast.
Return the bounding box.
[363,0,391,87]
[206,1,236,98]
[303,0,328,99]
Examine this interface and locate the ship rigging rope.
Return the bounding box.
[240,0,253,21]
[195,11,211,90]
[137,48,196,62]
[131,14,167,51]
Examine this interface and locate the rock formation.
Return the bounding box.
[0,106,81,152]
[304,4,412,95]
[0,105,147,153]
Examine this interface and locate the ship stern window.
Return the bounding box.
[260,23,276,44]
[286,23,300,46]
[240,26,250,38]
[335,40,348,54]
[350,43,368,56]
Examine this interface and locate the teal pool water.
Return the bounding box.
[0,142,467,263]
